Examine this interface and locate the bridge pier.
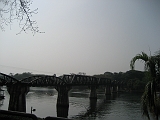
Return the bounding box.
[56,105,69,118]
[105,85,112,95]
[89,86,97,99]
[90,98,97,111]
[7,83,29,112]
[118,84,124,92]
[55,86,71,118]
[112,85,118,93]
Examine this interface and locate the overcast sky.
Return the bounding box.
[0,0,160,76]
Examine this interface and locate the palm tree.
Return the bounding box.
[130,52,160,120]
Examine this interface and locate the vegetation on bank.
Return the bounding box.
[130,50,160,120]
[94,70,149,91]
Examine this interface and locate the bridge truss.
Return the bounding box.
[0,73,113,87]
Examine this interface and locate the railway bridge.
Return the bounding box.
[0,72,123,117]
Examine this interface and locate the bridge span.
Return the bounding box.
[0,72,123,118]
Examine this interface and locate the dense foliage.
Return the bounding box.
[9,72,34,80]
[94,70,148,91]
[130,51,160,120]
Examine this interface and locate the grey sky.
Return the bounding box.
[0,0,160,76]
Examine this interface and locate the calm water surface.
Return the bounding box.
[0,87,153,120]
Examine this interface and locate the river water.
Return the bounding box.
[0,87,154,120]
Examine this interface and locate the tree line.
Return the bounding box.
[94,70,148,91]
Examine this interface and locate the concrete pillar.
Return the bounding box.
[119,83,124,92]
[7,84,29,112]
[55,86,71,118]
[112,85,118,93]
[117,86,119,92]
[105,85,112,95]
[89,86,97,99]
[57,105,69,118]
[118,85,123,92]
[55,86,71,107]
[89,99,97,112]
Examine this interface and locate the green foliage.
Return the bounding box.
[9,72,33,80]
[130,52,149,70]
[130,50,160,120]
[94,70,147,91]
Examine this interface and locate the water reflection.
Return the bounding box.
[105,93,119,100]
[71,93,119,120]
[0,99,4,106]
[69,89,90,98]
[0,87,149,120]
[27,87,56,99]
[27,87,120,119]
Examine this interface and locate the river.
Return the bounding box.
[0,87,154,120]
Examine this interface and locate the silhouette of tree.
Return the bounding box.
[130,51,160,120]
[0,0,41,34]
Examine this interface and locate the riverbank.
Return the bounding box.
[0,110,71,120]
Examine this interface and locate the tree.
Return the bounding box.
[0,0,41,34]
[11,72,33,80]
[130,52,160,120]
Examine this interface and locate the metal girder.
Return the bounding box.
[0,73,19,85]
[0,73,117,87]
[71,75,98,85]
[21,75,66,86]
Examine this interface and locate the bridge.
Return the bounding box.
[0,72,123,118]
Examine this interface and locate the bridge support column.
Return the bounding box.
[7,84,29,112]
[112,85,118,93]
[118,84,123,92]
[55,86,71,118]
[105,85,112,95]
[89,98,97,113]
[89,86,97,99]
